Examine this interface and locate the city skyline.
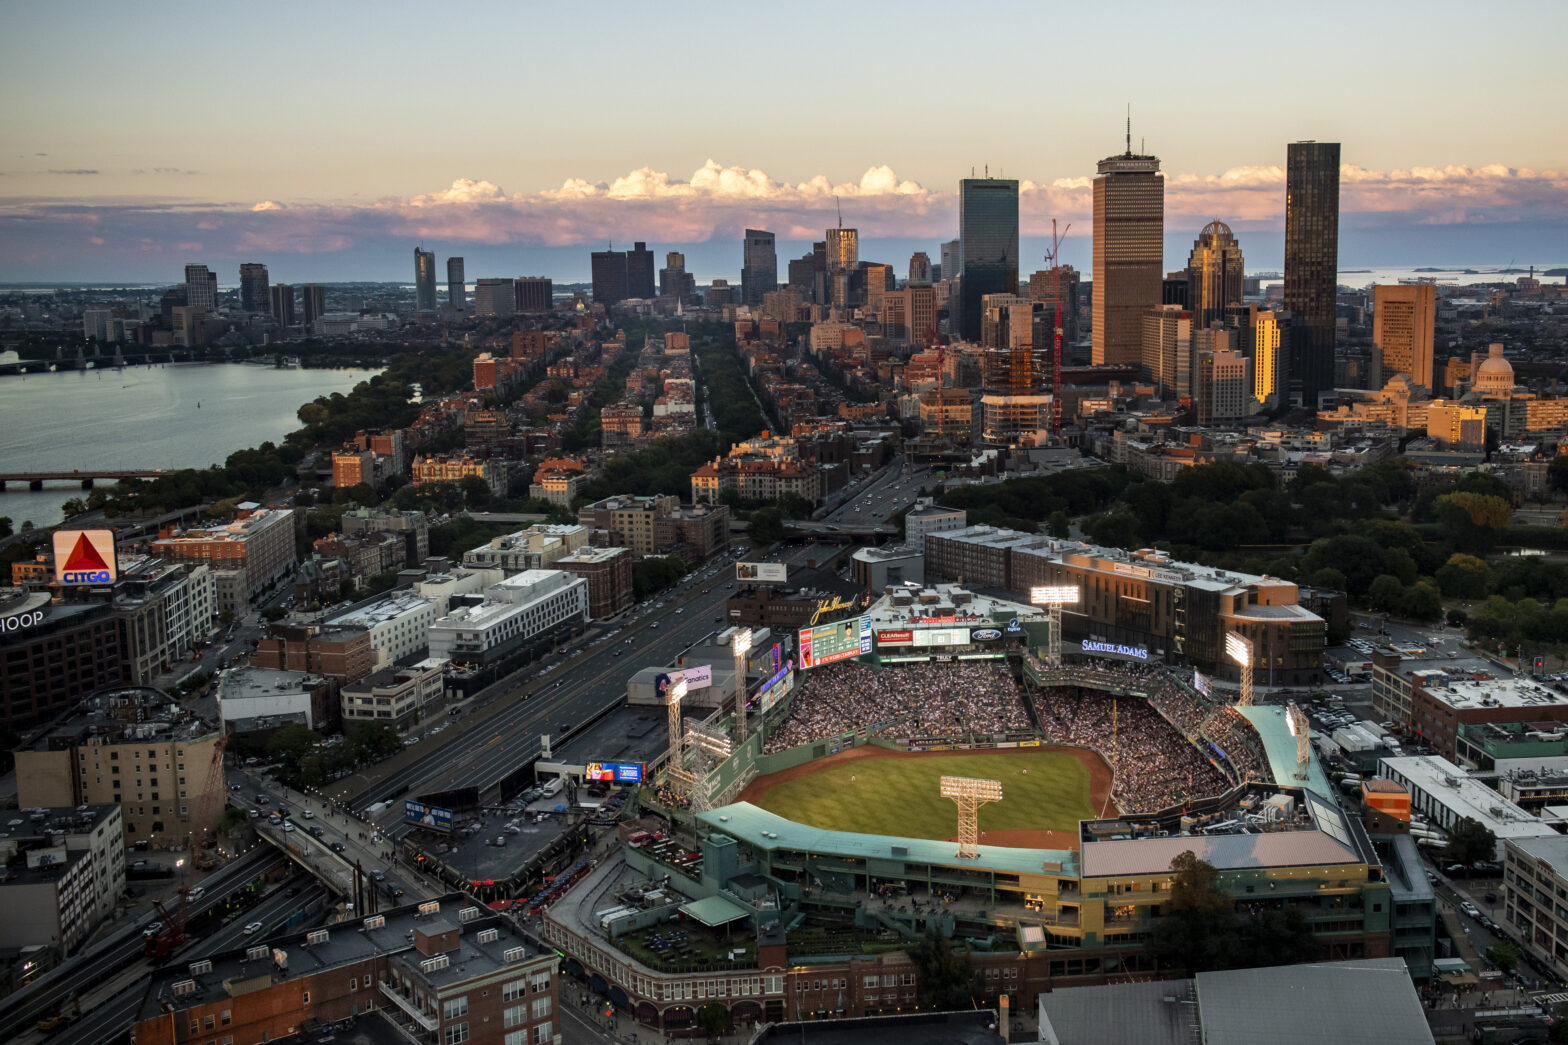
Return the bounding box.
[1,1,1565,281]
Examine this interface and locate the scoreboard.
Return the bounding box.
[798,616,871,669]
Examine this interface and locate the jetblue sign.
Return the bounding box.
[1081,640,1149,660]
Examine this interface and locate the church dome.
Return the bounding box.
[1474,342,1515,396]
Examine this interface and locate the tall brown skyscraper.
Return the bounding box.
[1284,141,1340,403]
[1092,138,1164,366]
[1371,283,1436,390]
[1185,221,1244,329]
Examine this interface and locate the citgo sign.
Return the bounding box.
[53,530,118,586]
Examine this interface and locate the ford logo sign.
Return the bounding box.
[970,628,1002,641]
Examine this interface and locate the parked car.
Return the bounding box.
[143,921,165,938]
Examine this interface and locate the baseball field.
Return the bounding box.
[736,744,1113,850]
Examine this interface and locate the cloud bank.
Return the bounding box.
[2,158,1564,276]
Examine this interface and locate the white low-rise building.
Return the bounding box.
[341,657,447,731]
[1378,754,1557,861]
[327,589,437,669]
[217,666,329,734]
[0,804,125,952]
[427,569,588,667]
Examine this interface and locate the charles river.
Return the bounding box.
[0,363,373,530]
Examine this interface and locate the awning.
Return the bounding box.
[679,895,750,928]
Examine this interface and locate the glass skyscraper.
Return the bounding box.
[958,178,1019,342]
[1284,141,1340,405]
[742,229,777,307]
[1186,221,1245,329]
[1092,149,1163,367]
[413,247,438,312]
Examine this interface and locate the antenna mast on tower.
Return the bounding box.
[1046,218,1071,436]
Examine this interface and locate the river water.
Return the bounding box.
[0,363,375,530]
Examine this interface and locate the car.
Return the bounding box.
[243,921,264,935]
[675,608,684,614]
[613,650,622,657]
[308,826,325,838]
[187,886,205,900]
[143,920,165,937]
[303,810,314,819]
[650,622,659,628]
[286,885,301,897]
[248,808,260,819]
[371,869,386,881]
[331,842,346,853]
[282,821,295,832]
[229,783,242,791]
[1461,901,1480,918]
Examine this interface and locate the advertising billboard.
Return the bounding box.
[970,627,1003,643]
[655,664,712,700]
[798,616,871,669]
[53,529,117,586]
[404,800,454,832]
[876,630,914,647]
[737,562,788,584]
[913,627,971,647]
[585,762,645,783]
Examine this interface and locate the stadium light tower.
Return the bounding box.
[1286,702,1311,779]
[1225,632,1254,707]
[1031,586,1081,666]
[686,720,734,812]
[662,679,693,798]
[940,775,1003,859]
[732,628,753,743]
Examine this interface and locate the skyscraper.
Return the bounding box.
[1284,141,1340,404]
[239,263,270,314]
[591,249,629,305]
[940,240,961,284]
[414,247,438,312]
[909,252,932,284]
[1092,136,1164,366]
[627,242,656,299]
[183,264,217,312]
[825,226,858,306]
[514,277,553,312]
[301,283,326,327]
[1185,221,1245,329]
[741,229,777,307]
[1141,305,1192,399]
[269,284,295,328]
[1372,283,1436,390]
[446,257,465,310]
[958,177,1020,342]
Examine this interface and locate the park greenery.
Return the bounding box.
[1149,851,1318,975]
[693,338,771,444]
[241,721,405,788]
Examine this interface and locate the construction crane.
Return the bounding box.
[144,891,189,959]
[1045,219,1071,436]
[192,731,231,869]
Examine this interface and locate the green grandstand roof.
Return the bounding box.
[700,802,1081,878]
[1235,705,1334,800]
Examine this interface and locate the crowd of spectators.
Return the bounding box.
[763,661,1031,754]
[1030,684,1232,813]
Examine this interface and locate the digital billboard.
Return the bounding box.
[737,562,788,583]
[585,761,646,783]
[53,529,117,586]
[798,616,871,669]
[876,630,914,647]
[913,627,970,647]
[404,800,454,832]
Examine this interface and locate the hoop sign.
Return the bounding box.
[1,608,45,634]
[53,530,118,585]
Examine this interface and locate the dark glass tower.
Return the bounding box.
[1284,141,1340,404]
[958,177,1020,341]
[413,247,437,312]
[627,242,656,299]
[591,249,629,305]
[741,229,777,307]
[446,256,465,309]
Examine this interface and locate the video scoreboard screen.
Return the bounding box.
[798,616,871,669]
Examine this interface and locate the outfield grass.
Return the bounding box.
[751,750,1096,840]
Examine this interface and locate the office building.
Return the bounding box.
[269,283,296,328]
[958,177,1020,341]
[514,276,553,312]
[1141,304,1192,398]
[446,256,465,310]
[340,659,446,731]
[825,226,857,306]
[659,252,695,305]
[940,239,960,285]
[112,557,216,684]
[253,623,374,681]
[1504,835,1568,982]
[627,241,656,299]
[554,545,635,619]
[1284,141,1341,404]
[414,247,438,312]
[1372,283,1436,390]
[0,805,125,953]
[1185,221,1245,328]
[576,495,730,561]
[908,251,932,284]
[17,687,224,847]
[1196,346,1250,423]
[472,278,516,318]
[591,249,629,306]
[216,666,336,735]
[426,570,589,667]
[1092,140,1163,367]
[150,506,297,617]
[301,283,326,327]
[461,524,591,573]
[326,589,438,670]
[0,590,123,727]
[239,263,270,314]
[183,264,218,312]
[742,229,777,307]
[132,897,559,1045]
[1236,305,1284,405]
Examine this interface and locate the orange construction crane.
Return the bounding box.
[192,731,231,869]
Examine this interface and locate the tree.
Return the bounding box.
[748,507,786,546]
[1445,816,1497,868]
[910,930,978,1010]
[1046,510,1071,538]
[0,516,10,538]
[1310,567,1347,592]
[1435,553,1492,599]
[60,497,90,518]
[262,605,287,621]
[1487,940,1521,975]
[1436,491,1512,555]
[1367,574,1407,614]
[696,1002,729,1040]
[459,474,493,509]
[1150,851,1237,975]
[1083,510,1141,550]
[266,724,322,777]
[348,722,403,765]
[1549,456,1568,496]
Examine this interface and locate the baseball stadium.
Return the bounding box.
[541,587,1419,1031]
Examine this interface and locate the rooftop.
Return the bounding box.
[1506,833,1568,870]
[1422,673,1568,712]
[218,666,326,700]
[0,803,119,845]
[1379,755,1556,838]
[1195,958,1434,1045]
[755,1011,1003,1045]
[34,686,217,748]
[328,589,435,628]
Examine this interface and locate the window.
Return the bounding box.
[220,1011,231,1026]
[445,1023,469,1045]
[350,978,358,991]
[204,1015,215,1030]
[504,1003,528,1028]
[532,1024,552,1045]
[443,997,469,1020]
[863,976,878,988]
[531,996,551,1019]
[502,978,527,1001]
[302,991,310,1005]
[506,1033,527,1045]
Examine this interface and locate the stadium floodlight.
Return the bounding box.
[1030,586,1080,606]
[731,628,754,656]
[940,776,1004,859]
[731,628,754,742]
[670,678,689,702]
[1224,633,1251,667]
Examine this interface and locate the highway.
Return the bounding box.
[2,847,285,1042]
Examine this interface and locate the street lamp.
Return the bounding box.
[1030,586,1080,666]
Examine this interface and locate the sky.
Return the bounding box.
[2,0,1565,283]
